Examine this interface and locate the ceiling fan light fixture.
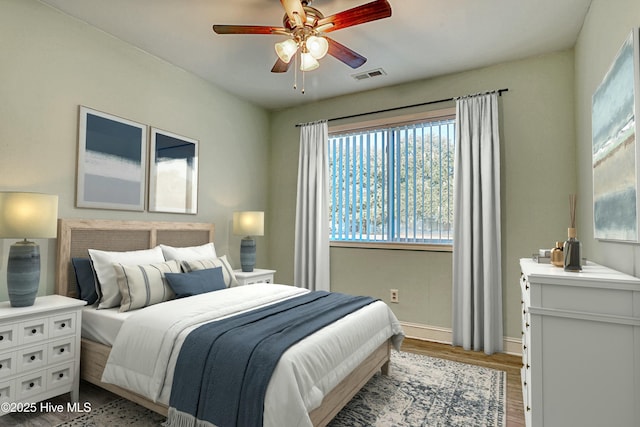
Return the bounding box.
[300,51,319,71]
[306,35,328,59]
[275,39,298,63]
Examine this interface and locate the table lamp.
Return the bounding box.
[0,192,58,307]
[233,211,264,272]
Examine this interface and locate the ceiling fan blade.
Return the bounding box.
[271,58,292,73]
[326,37,367,69]
[317,0,392,33]
[213,25,288,35]
[280,0,307,27]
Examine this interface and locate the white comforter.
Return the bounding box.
[101,284,404,427]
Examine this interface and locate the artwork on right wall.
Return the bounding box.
[592,27,640,242]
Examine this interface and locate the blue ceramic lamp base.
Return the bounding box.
[240,237,256,272]
[7,240,40,307]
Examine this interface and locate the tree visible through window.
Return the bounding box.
[329,110,455,246]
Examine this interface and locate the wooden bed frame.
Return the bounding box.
[54,218,390,427]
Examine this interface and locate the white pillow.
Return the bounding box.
[113,260,180,312]
[160,243,217,262]
[88,246,165,309]
[181,255,239,287]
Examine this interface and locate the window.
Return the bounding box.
[328,109,455,249]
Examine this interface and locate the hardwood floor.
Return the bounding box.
[1,338,525,426]
[401,338,525,427]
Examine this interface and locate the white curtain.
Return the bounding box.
[452,93,503,355]
[294,121,330,291]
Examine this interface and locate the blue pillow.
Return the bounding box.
[72,257,98,305]
[165,267,226,299]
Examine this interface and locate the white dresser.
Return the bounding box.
[520,258,640,427]
[0,295,85,414]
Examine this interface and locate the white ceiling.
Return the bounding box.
[39,0,592,110]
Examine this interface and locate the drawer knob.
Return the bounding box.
[31,328,37,335]
[59,348,65,353]
[61,322,66,328]
[0,364,3,369]
[30,355,36,361]
[58,373,64,379]
[29,382,34,388]
[0,336,4,341]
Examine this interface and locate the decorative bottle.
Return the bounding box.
[563,227,582,272]
[550,241,564,267]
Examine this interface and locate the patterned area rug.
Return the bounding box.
[54,398,165,426]
[56,351,505,427]
[329,351,506,427]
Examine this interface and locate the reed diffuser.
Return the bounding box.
[563,194,582,271]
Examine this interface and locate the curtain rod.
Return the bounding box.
[295,88,509,127]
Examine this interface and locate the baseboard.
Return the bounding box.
[400,321,522,356]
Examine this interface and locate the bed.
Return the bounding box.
[54,218,403,427]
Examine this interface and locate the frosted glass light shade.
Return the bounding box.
[300,52,319,71]
[0,192,58,239]
[275,39,298,63]
[306,36,328,59]
[233,211,264,237]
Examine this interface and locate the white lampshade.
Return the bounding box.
[300,52,319,71]
[306,36,328,59]
[275,39,298,64]
[0,192,58,239]
[233,211,264,237]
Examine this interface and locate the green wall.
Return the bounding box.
[269,51,577,340]
[0,0,270,300]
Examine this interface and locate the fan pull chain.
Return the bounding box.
[293,50,298,90]
[291,48,306,94]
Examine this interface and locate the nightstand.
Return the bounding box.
[233,269,276,286]
[0,295,85,414]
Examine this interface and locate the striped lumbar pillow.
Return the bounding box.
[114,260,180,312]
[181,255,239,287]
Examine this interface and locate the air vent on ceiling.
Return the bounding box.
[352,68,387,81]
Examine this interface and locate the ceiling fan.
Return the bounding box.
[212,0,392,76]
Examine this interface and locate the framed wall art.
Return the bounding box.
[77,106,147,211]
[592,28,640,242]
[149,128,199,214]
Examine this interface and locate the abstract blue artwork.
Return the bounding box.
[592,28,640,241]
[149,128,198,214]
[77,106,147,211]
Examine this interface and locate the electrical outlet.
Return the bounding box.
[390,289,399,303]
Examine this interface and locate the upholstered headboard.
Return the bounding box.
[55,218,215,298]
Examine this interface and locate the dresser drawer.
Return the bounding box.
[17,345,47,373]
[0,324,18,351]
[19,319,48,346]
[49,313,76,339]
[48,338,75,365]
[0,352,16,379]
[46,362,74,391]
[0,379,15,405]
[16,370,46,401]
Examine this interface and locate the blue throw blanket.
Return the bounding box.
[167,290,377,427]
